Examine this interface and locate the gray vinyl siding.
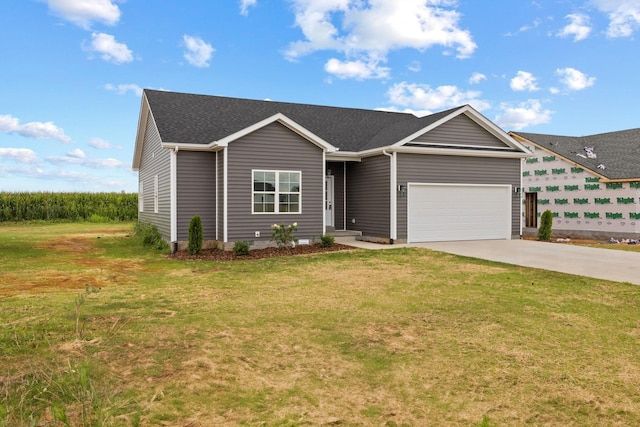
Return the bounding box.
[226,122,324,243]
[138,114,171,240]
[176,151,216,241]
[396,154,521,240]
[346,155,390,238]
[327,162,345,230]
[413,114,507,148]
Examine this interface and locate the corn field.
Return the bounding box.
[0,192,138,222]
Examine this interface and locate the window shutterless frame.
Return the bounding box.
[252,170,302,214]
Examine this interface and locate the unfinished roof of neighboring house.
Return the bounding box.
[513,128,640,180]
[143,89,467,152]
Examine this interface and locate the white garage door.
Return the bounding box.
[407,183,512,243]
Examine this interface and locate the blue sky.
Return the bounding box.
[1,0,639,192]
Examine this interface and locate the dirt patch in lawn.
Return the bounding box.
[1,234,143,298]
[170,243,354,261]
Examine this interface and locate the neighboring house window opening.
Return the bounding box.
[139,181,144,212]
[154,175,159,213]
[253,170,301,214]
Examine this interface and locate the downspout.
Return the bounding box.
[382,149,397,244]
[343,163,347,231]
[170,146,178,253]
[322,151,327,234]
[223,147,228,244]
[215,151,218,242]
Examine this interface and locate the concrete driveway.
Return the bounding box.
[339,238,640,285]
[417,240,640,285]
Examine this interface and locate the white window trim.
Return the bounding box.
[153,175,159,214]
[252,169,302,214]
[139,181,144,212]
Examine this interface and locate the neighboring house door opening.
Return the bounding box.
[325,176,334,229]
[525,192,537,228]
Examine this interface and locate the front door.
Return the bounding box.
[525,192,538,228]
[325,176,334,228]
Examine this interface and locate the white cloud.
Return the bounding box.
[86,32,133,64]
[0,164,135,192]
[386,81,490,114]
[183,35,215,68]
[505,17,551,36]
[0,114,72,143]
[46,0,121,29]
[0,148,38,163]
[89,137,115,149]
[593,0,640,37]
[324,57,390,80]
[510,71,539,92]
[240,0,257,16]
[557,13,592,41]
[408,61,421,72]
[105,83,143,96]
[518,18,543,33]
[556,67,596,90]
[494,99,552,131]
[67,148,86,159]
[285,0,476,79]
[469,72,487,84]
[47,154,127,169]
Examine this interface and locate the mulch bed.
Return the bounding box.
[169,243,354,261]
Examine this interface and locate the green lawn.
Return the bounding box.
[2,222,640,426]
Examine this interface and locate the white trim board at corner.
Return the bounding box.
[407,183,512,243]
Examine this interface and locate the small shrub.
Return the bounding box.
[319,234,335,248]
[188,215,203,255]
[271,222,298,248]
[233,241,250,256]
[538,209,553,241]
[133,222,169,251]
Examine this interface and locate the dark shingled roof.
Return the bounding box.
[144,89,465,152]
[515,129,640,180]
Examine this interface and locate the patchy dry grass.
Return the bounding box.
[2,223,640,426]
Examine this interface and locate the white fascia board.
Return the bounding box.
[215,113,338,153]
[358,146,532,159]
[392,105,533,155]
[132,93,151,171]
[161,142,219,151]
[393,146,532,158]
[326,151,362,162]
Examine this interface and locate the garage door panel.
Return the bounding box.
[408,184,511,242]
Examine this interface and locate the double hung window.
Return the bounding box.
[253,170,301,214]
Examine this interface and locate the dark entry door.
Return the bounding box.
[525,192,538,228]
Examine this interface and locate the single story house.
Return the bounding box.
[511,129,640,240]
[132,89,532,251]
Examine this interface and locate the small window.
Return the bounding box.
[154,175,159,213]
[253,170,301,214]
[139,181,144,212]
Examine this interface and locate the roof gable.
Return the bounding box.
[214,113,337,152]
[512,129,640,181]
[391,105,530,154]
